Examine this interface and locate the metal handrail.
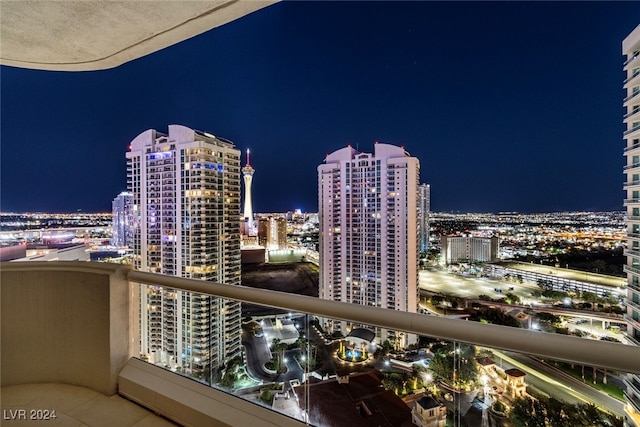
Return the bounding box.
[2,261,639,374]
[624,71,640,85]
[624,142,640,152]
[625,125,640,137]
[623,162,640,170]
[624,53,639,67]
[127,268,640,374]
[624,91,640,103]
[624,108,640,120]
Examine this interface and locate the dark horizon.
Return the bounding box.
[0,208,627,216]
[2,2,639,214]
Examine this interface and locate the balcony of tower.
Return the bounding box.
[626,91,640,111]
[5,263,640,426]
[625,139,640,153]
[629,298,640,314]
[627,124,640,140]
[625,249,640,258]
[625,106,640,123]
[624,161,640,174]
[625,69,640,88]
[624,50,640,68]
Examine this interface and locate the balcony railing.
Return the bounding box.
[624,265,640,275]
[624,90,640,104]
[624,52,640,67]
[628,298,640,313]
[2,261,640,427]
[624,141,640,152]
[625,248,640,257]
[625,124,640,137]
[624,70,640,85]
[624,107,640,121]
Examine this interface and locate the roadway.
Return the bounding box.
[241,322,305,384]
[491,350,624,417]
[419,267,626,416]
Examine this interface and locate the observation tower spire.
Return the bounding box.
[242,149,255,223]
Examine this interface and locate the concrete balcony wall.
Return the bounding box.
[0,262,306,426]
[119,358,303,427]
[1,262,133,395]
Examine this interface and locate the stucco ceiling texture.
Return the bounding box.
[0,0,275,71]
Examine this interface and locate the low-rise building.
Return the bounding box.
[504,368,527,398]
[441,236,498,265]
[411,394,447,427]
[292,370,413,427]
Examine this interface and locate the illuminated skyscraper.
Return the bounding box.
[418,183,430,253]
[623,24,640,427]
[111,191,134,247]
[242,149,255,224]
[318,143,419,347]
[126,124,242,378]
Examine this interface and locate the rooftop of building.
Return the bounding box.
[493,261,626,288]
[504,368,526,378]
[415,394,443,410]
[293,370,413,427]
[346,328,376,343]
[476,357,496,367]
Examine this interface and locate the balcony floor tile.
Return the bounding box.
[1,383,177,426]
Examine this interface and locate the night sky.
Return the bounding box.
[1,2,639,214]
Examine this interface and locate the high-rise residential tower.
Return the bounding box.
[318,143,419,347]
[126,124,242,378]
[623,24,640,427]
[418,183,430,254]
[258,216,287,250]
[111,191,134,247]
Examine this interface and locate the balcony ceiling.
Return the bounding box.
[0,0,275,71]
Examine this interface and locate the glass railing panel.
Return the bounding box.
[130,277,636,427]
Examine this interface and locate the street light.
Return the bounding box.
[531,322,539,330]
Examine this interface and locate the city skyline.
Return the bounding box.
[2,2,640,214]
